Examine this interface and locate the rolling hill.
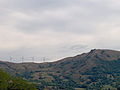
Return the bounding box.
[0,49,120,90]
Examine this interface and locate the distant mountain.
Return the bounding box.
[0,49,120,90]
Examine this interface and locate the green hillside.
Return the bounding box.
[0,69,37,90]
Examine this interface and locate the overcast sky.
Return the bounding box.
[0,0,120,62]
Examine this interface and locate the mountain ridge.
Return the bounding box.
[0,49,120,73]
[0,49,120,90]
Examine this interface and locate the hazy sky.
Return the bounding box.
[0,0,120,62]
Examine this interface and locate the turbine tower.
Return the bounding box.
[43,57,46,62]
[31,57,35,62]
[21,56,24,63]
[10,57,13,62]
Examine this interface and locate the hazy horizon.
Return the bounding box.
[0,0,120,62]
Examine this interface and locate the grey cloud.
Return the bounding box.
[0,0,120,62]
[0,0,75,11]
[10,0,120,34]
[59,44,88,53]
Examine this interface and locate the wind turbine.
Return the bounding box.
[31,57,35,62]
[10,57,13,62]
[43,57,46,62]
[21,56,24,63]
